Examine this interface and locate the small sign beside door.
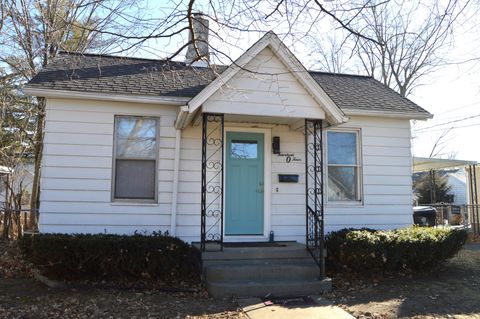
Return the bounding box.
[277,153,302,163]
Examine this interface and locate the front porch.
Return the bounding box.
[195,112,330,296]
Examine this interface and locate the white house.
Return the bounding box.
[24,30,433,243]
[24,21,433,296]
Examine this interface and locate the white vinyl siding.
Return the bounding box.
[202,47,326,120]
[40,98,177,235]
[325,116,413,233]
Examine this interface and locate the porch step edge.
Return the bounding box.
[202,248,311,260]
[204,262,320,281]
[206,278,332,298]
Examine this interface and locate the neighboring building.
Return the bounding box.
[413,157,478,205]
[447,169,468,205]
[24,30,432,244]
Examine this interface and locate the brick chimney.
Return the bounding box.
[185,13,210,66]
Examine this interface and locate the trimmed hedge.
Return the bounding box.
[19,232,201,284]
[325,227,468,273]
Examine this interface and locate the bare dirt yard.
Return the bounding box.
[329,243,480,319]
[0,240,479,318]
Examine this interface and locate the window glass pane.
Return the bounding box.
[116,117,157,158]
[327,131,357,165]
[231,140,257,159]
[328,166,357,201]
[115,159,155,199]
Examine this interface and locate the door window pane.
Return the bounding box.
[327,131,357,165]
[231,140,257,159]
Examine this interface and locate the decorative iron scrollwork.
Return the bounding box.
[201,113,224,251]
[305,119,325,278]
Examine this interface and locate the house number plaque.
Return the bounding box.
[277,153,302,163]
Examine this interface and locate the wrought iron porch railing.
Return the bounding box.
[200,113,224,251]
[305,119,325,278]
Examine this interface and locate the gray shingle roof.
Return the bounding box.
[310,72,429,115]
[27,52,430,116]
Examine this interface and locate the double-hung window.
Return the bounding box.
[327,130,362,202]
[113,116,159,202]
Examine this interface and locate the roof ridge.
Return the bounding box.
[56,52,373,79]
[57,51,177,63]
[308,70,372,78]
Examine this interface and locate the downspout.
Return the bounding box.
[170,128,182,236]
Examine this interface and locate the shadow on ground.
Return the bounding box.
[332,244,480,318]
[0,278,244,319]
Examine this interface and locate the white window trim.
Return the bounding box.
[111,115,160,203]
[325,127,363,206]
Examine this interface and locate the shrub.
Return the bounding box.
[325,227,468,273]
[19,232,201,284]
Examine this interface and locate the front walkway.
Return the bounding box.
[239,296,354,319]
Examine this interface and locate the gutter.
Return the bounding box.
[342,108,433,120]
[23,87,191,106]
[170,129,182,236]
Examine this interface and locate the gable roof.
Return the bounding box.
[185,32,347,125]
[25,35,432,121]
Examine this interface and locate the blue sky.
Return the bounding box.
[138,1,480,161]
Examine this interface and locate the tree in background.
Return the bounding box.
[0,0,145,228]
[414,171,453,205]
[312,0,471,97]
[0,68,35,238]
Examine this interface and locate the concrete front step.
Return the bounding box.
[205,262,320,282]
[199,241,331,297]
[202,257,313,267]
[201,242,311,261]
[206,278,332,298]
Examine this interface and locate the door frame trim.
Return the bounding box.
[223,126,272,242]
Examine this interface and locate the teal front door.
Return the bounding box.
[225,132,264,235]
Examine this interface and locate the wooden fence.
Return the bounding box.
[0,208,36,239]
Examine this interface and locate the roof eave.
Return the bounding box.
[23,87,191,105]
[342,108,433,120]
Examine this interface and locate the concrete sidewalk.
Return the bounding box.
[239,296,354,319]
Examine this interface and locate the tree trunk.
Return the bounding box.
[29,98,46,230]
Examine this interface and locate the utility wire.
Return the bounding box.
[413,113,480,132]
[436,101,480,115]
[413,122,480,134]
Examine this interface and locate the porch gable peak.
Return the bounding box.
[175,32,348,129]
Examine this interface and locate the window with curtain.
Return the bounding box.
[327,130,361,202]
[113,116,158,201]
